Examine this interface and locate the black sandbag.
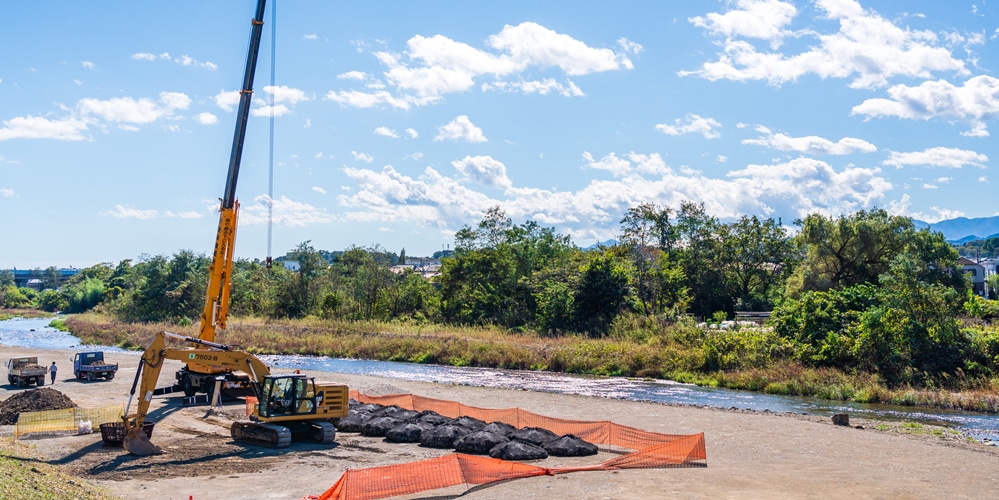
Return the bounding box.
[489,440,549,461]
[334,411,374,433]
[543,434,599,457]
[361,416,401,437]
[481,421,517,437]
[454,430,509,455]
[448,416,486,430]
[385,421,435,443]
[509,426,559,446]
[420,424,472,448]
[413,410,450,427]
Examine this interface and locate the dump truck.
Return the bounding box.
[6,357,47,387]
[73,351,118,381]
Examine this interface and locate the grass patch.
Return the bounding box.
[0,437,113,500]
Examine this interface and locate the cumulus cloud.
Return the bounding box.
[435,115,487,142]
[682,0,968,89]
[326,21,632,109]
[888,194,965,223]
[77,92,190,124]
[882,147,988,168]
[743,127,877,154]
[195,112,218,125]
[374,126,399,138]
[132,52,215,69]
[1,188,14,197]
[689,0,797,48]
[851,75,999,136]
[405,128,419,139]
[337,150,891,242]
[103,205,203,220]
[214,90,241,112]
[352,151,374,163]
[312,186,327,195]
[0,115,90,141]
[239,195,335,227]
[452,155,512,189]
[655,114,721,139]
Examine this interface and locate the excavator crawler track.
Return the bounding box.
[230,421,292,448]
[310,421,336,444]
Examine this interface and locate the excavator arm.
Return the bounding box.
[122,330,270,454]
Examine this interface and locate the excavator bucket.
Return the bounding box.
[123,427,163,456]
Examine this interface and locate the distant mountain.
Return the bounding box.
[581,239,618,251]
[914,216,999,242]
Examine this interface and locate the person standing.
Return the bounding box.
[49,361,57,384]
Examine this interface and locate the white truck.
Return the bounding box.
[6,357,47,387]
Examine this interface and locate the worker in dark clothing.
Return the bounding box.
[50,361,58,384]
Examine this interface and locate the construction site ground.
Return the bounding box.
[1,344,998,500]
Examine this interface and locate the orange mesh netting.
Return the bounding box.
[302,391,706,500]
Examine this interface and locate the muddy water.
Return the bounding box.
[2,316,996,441]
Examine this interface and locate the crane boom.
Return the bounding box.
[197,0,266,344]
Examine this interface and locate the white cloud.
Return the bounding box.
[352,151,374,163]
[689,0,797,48]
[852,76,999,136]
[175,54,217,70]
[617,38,644,54]
[882,147,988,168]
[655,114,722,139]
[82,61,96,70]
[263,85,310,105]
[435,115,487,142]
[405,128,419,139]
[337,151,890,241]
[337,71,367,80]
[328,22,632,108]
[374,126,399,138]
[682,0,968,89]
[452,155,512,189]
[131,53,156,61]
[889,194,965,223]
[77,92,190,124]
[312,186,327,195]
[251,104,291,117]
[103,205,203,220]
[0,115,89,141]
[214,90,241,112]
[481,78,584,97]
[239,195,335,227]
[195,112,218,125]
[304,34,318,41]
[1,188,13,197]
[743,128,877,154]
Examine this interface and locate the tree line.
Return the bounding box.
[4,203,997,388]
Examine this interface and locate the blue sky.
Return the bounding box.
[2,0,997,269]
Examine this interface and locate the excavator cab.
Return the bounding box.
[258,374,318,418]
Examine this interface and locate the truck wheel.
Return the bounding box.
[75,371,82,379]
[7,376,12,385]
[86,372,95,382]
[37,378,44,387]
[181,375,196,397]
[17,378,25,387]
[106,372,115,381]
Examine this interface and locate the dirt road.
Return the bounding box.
[2,343,997,500]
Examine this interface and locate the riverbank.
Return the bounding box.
[64,312,999,413]
[1,342,998,499]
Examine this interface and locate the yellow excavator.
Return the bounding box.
[122,330,349,455]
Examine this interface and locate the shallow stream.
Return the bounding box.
[2,316,996,442]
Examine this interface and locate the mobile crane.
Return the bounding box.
[176,0,266,399]
[122,331,349,455]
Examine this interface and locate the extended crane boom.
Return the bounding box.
[181,0,267,397]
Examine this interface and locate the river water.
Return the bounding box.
[2,316,996,442]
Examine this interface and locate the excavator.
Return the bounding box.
[175,0,268,399]
[122,330,349,455]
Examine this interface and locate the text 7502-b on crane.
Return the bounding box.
[176,0,265,400]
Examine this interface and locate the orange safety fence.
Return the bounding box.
[301,390,706,500]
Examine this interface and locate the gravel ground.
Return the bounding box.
[1,343,998,500]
